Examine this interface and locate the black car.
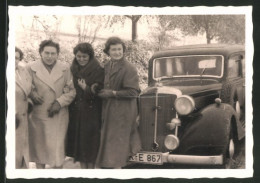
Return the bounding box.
[129,44,245,168]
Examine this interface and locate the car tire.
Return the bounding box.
[223,122,238,169]
[221,82,245,127]
[235,100,241,118]
[234,100,245,128]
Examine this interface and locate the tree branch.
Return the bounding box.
[125,15,132,20]
[133,15,142,22]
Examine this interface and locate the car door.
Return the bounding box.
[227,52,245,125]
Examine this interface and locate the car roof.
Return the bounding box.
[150,44,245,60]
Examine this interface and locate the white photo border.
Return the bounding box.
[6,5,254,179]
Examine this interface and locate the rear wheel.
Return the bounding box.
[224,122,238,169]
[234,99,245,128]
[225,139,235,168]
[235,101,241,119]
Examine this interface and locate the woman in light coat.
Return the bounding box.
[15,47,32,168]
[28,40,76,168]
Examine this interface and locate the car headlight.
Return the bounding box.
[164,134,179,150]
[174,95,195,115]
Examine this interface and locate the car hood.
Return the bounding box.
[141,82,222,96]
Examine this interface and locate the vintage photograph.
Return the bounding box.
[6,6,253,179]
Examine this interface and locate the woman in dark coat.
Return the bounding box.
[96,37,141,168]
[66,42,104,169]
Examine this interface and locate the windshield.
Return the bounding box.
[153,55,223,79]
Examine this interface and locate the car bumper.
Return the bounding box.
[162,153,223,165]
[129,152,223,165]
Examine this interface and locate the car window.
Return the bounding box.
[228,55,241,78]
[153,55,223,79]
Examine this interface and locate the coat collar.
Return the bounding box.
[106,59,124,79]
[30,60,67,92]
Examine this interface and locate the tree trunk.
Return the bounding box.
[132,20,137,42]
[125,15,141,42]
[207,36,211,44]
[206,30,211,44]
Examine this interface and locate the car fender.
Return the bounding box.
[178,103,244,154]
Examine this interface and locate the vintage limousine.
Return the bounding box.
[129,44,245,168]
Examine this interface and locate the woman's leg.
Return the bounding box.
[53,165,63,169]
[21,158,27,169]
[80,162,95,169]
[36,163,45,169]
[100,167,121,169]
[87,163,94,169]
[80,162,87,169]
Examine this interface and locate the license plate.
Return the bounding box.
[129,152,163,165]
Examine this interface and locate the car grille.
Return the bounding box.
[139,93,177,152]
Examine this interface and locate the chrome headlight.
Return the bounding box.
[164,134,179,150]
[174,95,195,115]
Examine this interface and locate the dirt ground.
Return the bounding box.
[230,138,245,169]
[29,138,245,169]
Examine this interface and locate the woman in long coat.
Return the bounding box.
[15,47,32,168]
[28,40,76,168]
[66,43,104,169]
[96,37,141,168]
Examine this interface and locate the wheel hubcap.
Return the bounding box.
[229,139,235,159]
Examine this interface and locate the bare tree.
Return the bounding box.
[155,15,245,44]
[125,15,142,42]
[31,15,62,40]
[74,15,106,44]
[149,15,182,50]
[184,15,245,44]
[106,15,142,42]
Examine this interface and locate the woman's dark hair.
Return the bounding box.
[103,37,126,55]
[39,40,60,54]
[15,47,24,60]
[73,42,94,60]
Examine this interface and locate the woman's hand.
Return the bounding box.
[91,83,100,94]
[47,100,61,117]
[30,90,44,105]
[78,78,87,91]
[97,89,114,98]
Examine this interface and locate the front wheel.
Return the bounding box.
[223,122,239,169]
